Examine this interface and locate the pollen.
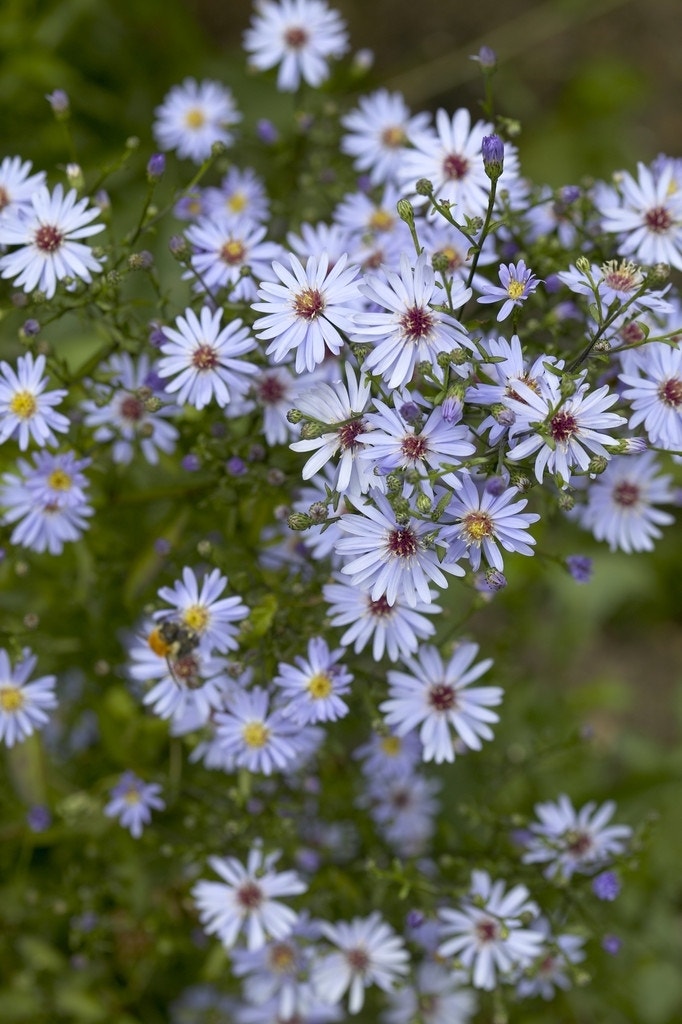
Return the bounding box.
[306,672,333,699]
[227,191,247,213]
[337,417,366,450]
[644,205,673,233]
[462,510,494,543]
[220,239,246,265]
[293,287,324,320]
[369,208,394,232]
[657,376,682,408]
[428,682,457,712]
[442,153,469,180]
[380,735,402,756]
[438,246,463,270]
[268,942,296,972]
[0,686,24,712]
[400,434,428,460]
[368,595,393,619]
[386,525,419,557]
[192,344,218,370]
[400,304,434,342]
[380,125,407,149]
[47,469,73,491]
[185,107,206,129]
[9,390,37,419]
[506,280,526,300]
[182,605,209,632]
[550,409,578,444]
[242,721,270,748]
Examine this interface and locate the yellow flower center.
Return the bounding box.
[227,192,247,213]
[185,108,206,129]
[369,208,394,232]
[380,735,402,756]
[306,672,333,700]
[0,686,24,712]
[242,721,269,748]
[124,790,141,805]
[182,605,209,633]
[9,390,37,419]
[507,280,525,300]
[47,470,72,491]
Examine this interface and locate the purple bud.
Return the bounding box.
[356,174,373,194]
[484,475,507,497]
[485,567,507,591]
[399,401,421,424]
[46,89,69,115]
[21,318,40,337]
[181,454,201,472]
[441,395,463,424]
[94,190,111,213]
[148,321,166,348]
[154,538,171,556]
[27,805,52,832]
[146,153,166,181]
[226,456,246,477]
[566,554,593,583]
[406,909,424,929]
[601,934,622,956]
[482,134,504,180]
[560,185,581,204]
[471,45,497,70]
[256,119,279,144]
[592,871,621,901]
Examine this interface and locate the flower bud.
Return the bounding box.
[481,134,504,181]
[146,153,166,182]
[415,178,434,197]
[286,408,303,424]
[46,89,70,118]
[416,494,432,514]
[470,45,497,70]
[299,421,326,440]
[485,568,507,591]
[308,501,329,524]
[288,512,312,531]
[588,455,609,475]
[396,198,415,225]
[66,163,84,189]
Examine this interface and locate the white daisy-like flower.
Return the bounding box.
[0,183,104,299]
[214,687,300,775]
[619,342,682,450]
[335,491,465,607]
[398,108,522,219]
[379,643,501,764]
[0,156,46,220]
[0,352,69,450]
[323,575,440,662]
[598,160,682,270]
[157,306,258,409]
[289,362,374,494]
[382,961,477,1024]
[184,216,283,301]
[352,252,472,390]
[442,473,540,572]
[577,452,674,552]
[154,566,249,654]
[515,918,586,1001]
[340,89,431,186]
[192,844,307,952]
[252,252,361,373]
[0,647,57,748]
[153,78,241,164]
[243,0,349,92]
[202,166,270,224]
[522,794,632,880]
[104,772,165,839]
[312,912,409,1014]
[273,636,352,724]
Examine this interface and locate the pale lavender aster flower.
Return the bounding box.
[598,160,682,270]
[476,260,541,321]
[619,342,682,450]
[153,78,240,163]
[154,566,249,654]
[341,89,430,186]
[104,771,165,838]
[202,166,270,224]
[522,794,632,880]
[157,306,258,409]
[273,636,353,724]
[515,918,586,1001]
[0,157,46,220]
[0,647,57,748]
[214,687,300,775]
[184,216,283,301]
[0,183,104,298]
[243,0,349,92]
[380,642,500,764]
[382,960,476,1024]
[0,353,69,450]
[192,844,307,951]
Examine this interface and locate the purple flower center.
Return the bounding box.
[428,682,457,712]
[367,595,392,618]
[192,345,218,370]
[346,946,370,973]
[475,918,499,944]
[34,224,64,252]
[120,396,145,422]
[337,418,366,450]
[550,409,578,444]
[400,304,434,342]
[386,525,419,557]
[257,374,286,404]
[644,205,673,233]
[658,376,682,407]
[400,434,427,459]
[442,153,469,180]
[293,287,325,320]
[613,481,640,507]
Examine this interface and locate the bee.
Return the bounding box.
[147,619,203,688]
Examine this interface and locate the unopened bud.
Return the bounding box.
[575,255,590,274]
[286,408,303,424]
[416,494,432,514]
[588,455,609,475]
[481,134,504,181]
[415,178,434,197]
[308,501,329,524]
[485,568,507,591]
[396,198,415,225]
[299,421,326,440]
[66,163,84,189]
[46,89,70,117]
[470,45,497,70]
[146,153,166,182]
[288,512,312,531]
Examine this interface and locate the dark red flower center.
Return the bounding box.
[658,376,682,407]
[644,205,673,233]
[34,224,64,252]
[346,946,370,973]
[257,373,286,404]
[120,396,145,422]
[236,880,264,910]
[0,186,8,211]
[293,287,324,320]
[368,595,392,618]
[475,918,499,944]
[386,526,418,557]
[566,829,593,856]
[400,434,428,459]
[613,481,640,507]
[442,153,469,180]
[550,409,578,444]
[284,25,308,49]
[337,418,366,450]
[400,304,434,342]
[192,345,218,370]
[428,682,457,712]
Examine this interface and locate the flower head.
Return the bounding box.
[477,260,541,321]
[0,353,69,450]
[104,771,165,838]
[153,78,240,163]
[522,794,632,880]
[244,0,349,91]
[0,648,57,747]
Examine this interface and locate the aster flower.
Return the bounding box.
[252,252,361,373]
[382,961,476,1024]
[442,473,540,572]
[0,156,46,220]
[104,771,165,838]
[577,452,674,552]
[515,918,586,1001]
[81,352,178,465]
[192,844,307,951]
[273,636,353,724]
[157,306,258,409]
[364,770,441,857]
[619,342,682,450]
[380,642,501,764]
[557,259,672,316]
[335,491,465,607]
[202,166,270,224]
[154,567,249,654]
[289,363,374,493]
[505,379,627,487]
[0,450,93,554]
[476,260,541,322]
[287,221,351,268]
[248,365,302,445]
[438,870,543,991]
[0,183,104,299]
[598,160,682,270]
[153,78,241,164]
[340,89,430,186]
[522,794,632,880]
[354,728,424,782]
[243,0,350,92]
[398,108,523,219]
[312,912,409,1014]
[323,575,440,662]
[0,352,69,450]
[231,916,322,1020]
[352,253,472,390]
[0,647,57,748]
[184,216,283,301]
[214,687,300,775]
